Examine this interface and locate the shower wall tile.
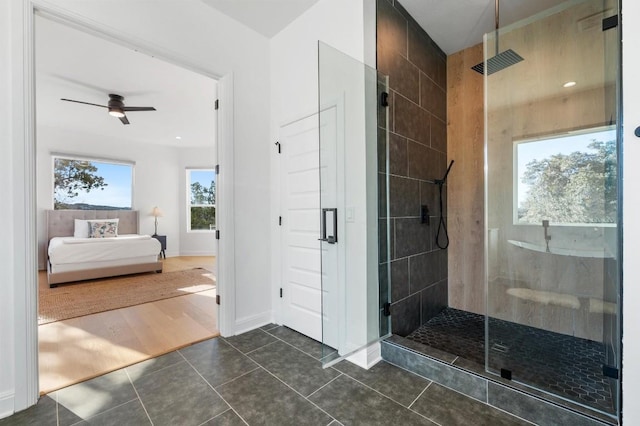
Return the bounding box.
[378,0,448,333]
[381,53,420,105]
[409,250,446,293]
[407,25,446,89]
[420,181,446,218]
[394,218,432,259]
[407,141,446,182]
[421,279,448,323]
[420,72,447,122]
[389,132,408,176]
[377,0,408,60]
[430,116,447,153]
[391,293,421,336]
[394,95,431,146]
[389,175,419,217]
[391,258,410,302]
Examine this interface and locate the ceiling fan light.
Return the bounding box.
[108,108,125,118]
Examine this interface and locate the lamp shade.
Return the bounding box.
[151,206,163,217]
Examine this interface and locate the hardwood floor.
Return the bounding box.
[38,256,218,395]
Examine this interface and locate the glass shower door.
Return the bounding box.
[484,0,620,418]
[318,42,391,366]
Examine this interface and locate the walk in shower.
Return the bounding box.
[375,0,621,423]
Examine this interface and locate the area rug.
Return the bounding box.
[38,268,216,325]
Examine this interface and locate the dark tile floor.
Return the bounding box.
[0,324,531,426]
[406,308,614,414]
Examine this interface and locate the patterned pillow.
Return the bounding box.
[88,221,119,238]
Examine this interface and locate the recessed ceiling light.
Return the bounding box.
[175,136,182,140]
[563,81,577,88]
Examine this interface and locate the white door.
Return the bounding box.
[280,112,338,348]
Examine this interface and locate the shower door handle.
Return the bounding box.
[319,208,338,244]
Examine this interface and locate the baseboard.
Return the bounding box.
[0,390,14,420]
[234,311,272,336]
[346,342,382,370]
[178,251,216,257]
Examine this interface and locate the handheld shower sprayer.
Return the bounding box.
[435,160,454,250]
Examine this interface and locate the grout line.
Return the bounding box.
[197,408,249,426]
[306,373,343,399]
[258,366,338,423]
[124,368,155,426]
[262,327,330,361]
[244,340,278,356]
[408,381,432,409]
[179,353,252,426]
[336,369,439,425]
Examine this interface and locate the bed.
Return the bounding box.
[46,209,163,287]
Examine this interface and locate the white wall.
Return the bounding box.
[2,0,270,416]
[269,0,370,326]
[0,0,16,417]
[622,0,640,422]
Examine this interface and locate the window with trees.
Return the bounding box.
[188,168,216,231]
[514,127,617,225]
[53,156,133,210]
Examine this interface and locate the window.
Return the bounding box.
[188,168,216,231]
[53,155,133,210]
[514,127,617,225]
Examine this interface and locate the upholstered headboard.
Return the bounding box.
[46,210,139,241]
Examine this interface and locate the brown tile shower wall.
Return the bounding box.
[377,0,448,336]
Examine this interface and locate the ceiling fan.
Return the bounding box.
[60,94,156,125]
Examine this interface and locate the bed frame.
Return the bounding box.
[46,209,163,287]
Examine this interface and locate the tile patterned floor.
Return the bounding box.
[405,308,614,414]
[1,324,531,425]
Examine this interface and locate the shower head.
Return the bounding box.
[470,0,524,75]
[471,49,524,75]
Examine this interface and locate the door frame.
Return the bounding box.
[13,0,236,409]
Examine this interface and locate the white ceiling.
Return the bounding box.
[200,0,322,38]
[35,1,576,148]
[36,15,217,148]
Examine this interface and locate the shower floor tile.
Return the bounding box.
[405,307,615,415]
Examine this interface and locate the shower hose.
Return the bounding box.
[436,181,449,250]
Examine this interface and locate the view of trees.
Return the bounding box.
[518,139,617,224]
[190,177,216,230]
[54,158,108,209]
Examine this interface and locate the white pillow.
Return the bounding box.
[73,219,90,238]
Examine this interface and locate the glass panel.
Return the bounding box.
[318,42,390,366]
[484,0,620,418]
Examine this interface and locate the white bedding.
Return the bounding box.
[48,234,161,265]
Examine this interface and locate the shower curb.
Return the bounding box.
[381,336,616,426]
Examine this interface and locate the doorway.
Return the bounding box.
[22,5,235,398]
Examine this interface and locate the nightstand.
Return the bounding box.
[152,234,167,259]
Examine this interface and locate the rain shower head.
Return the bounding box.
[471,49,524,75]
[471,0,524,75]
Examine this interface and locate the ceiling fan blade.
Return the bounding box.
[119,115,130,125]
[60,98,108,108]
[122,106,156,112]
